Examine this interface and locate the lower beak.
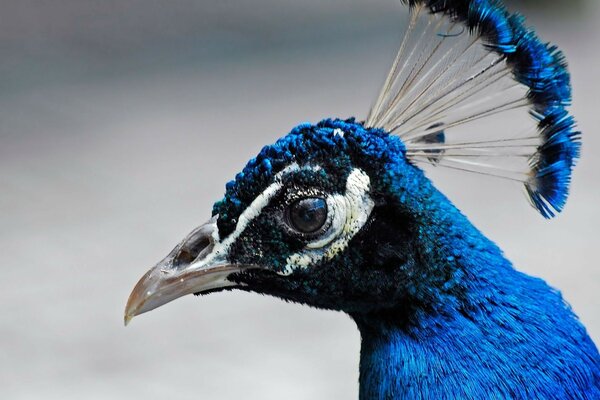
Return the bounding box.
[124,217,245,325]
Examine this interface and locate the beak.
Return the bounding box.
[124,216,246,325]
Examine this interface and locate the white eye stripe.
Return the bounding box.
[195,164,373,277]
[192,163,302,269]
[282,168,374,276]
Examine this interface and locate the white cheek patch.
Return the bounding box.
[282,168,374,276]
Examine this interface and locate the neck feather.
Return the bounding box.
[352,175,600,398]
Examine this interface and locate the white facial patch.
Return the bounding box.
[188,164,373,279]
[188,163,302,271]
[281,168,374,276]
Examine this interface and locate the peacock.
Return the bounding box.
[125,0,600,398]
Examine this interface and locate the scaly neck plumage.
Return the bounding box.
[350,202,600,399]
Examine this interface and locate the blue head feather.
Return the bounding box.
[212,118,403,240]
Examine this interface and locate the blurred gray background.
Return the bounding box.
[1,1,598,399]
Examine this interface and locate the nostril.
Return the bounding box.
[172,247,200,267]
[172,228,213,268]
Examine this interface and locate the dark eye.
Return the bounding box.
[288,197,328,234]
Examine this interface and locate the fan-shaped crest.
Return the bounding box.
[367,1,580,218]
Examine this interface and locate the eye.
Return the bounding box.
[287,197,328,234]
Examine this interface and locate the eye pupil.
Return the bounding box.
[289,198,327,234]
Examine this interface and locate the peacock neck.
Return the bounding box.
[354,309,469,400]
[353,305,515,399]
[350,204,600,399]
[352,270,600,399]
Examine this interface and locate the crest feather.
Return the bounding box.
[367,0,580,218]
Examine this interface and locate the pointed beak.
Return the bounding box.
[124,217,246,325]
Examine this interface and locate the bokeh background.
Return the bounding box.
[2,1,598,399]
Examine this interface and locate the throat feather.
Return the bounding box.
[352,255,600,399]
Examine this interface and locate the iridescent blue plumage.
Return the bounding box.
[125,1,598,398]
[212,118,600,398]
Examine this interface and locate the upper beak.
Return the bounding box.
[124,216,246,325]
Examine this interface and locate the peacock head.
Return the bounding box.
[125,2,581,324]
[125,118,437,321]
